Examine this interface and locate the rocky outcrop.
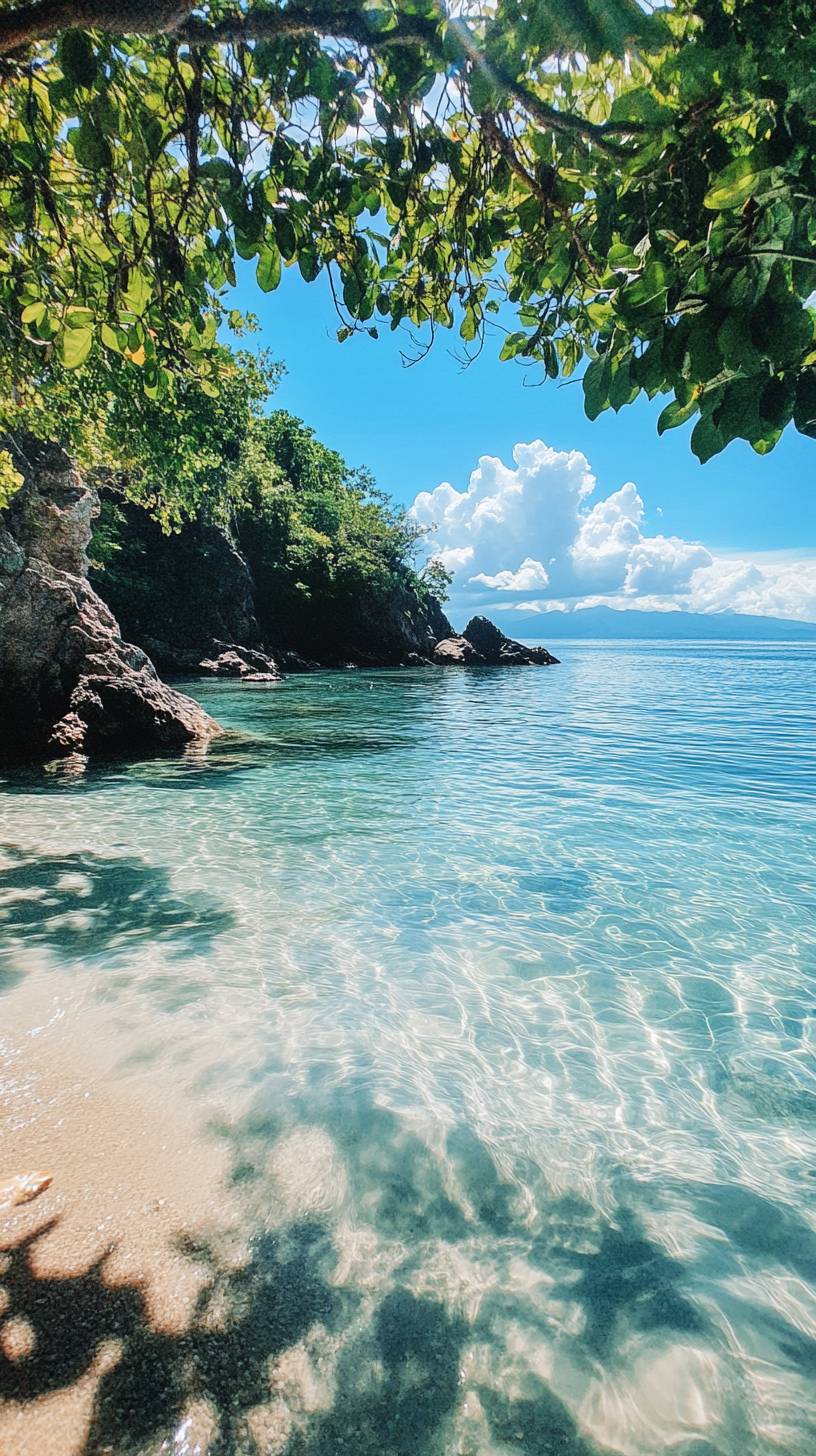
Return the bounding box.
[0,438,219,761]
[433,616,559,667]
[340,578,453,665]
[90,496,455,670]
[89,495,262,676]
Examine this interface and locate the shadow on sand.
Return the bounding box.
[4,1086,811,1453]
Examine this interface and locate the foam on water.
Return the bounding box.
[1,641,815,1455]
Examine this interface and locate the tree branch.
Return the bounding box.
[0,1,641,160]
[0,1,438,53]
[447,17,642,156]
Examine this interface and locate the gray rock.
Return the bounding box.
[431,616,559,667]
[0,436,219,762]
[89,494,261,671]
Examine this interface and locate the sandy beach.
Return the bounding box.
[0,985,251,1456]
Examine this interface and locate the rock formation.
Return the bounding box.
[433,616,560,666]
[0,438,219,761]
[89,493,267,677]
[0,445,559,764]
[197,644,280,681]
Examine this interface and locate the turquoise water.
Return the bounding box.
[1,642,816,1455]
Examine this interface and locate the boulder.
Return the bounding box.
[433,635,487,665]
[462,615,559,665]
[197,644,280,680]
[0,437,219,762]
[431,617,559,667]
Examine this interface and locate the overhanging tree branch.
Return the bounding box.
[0,1,439,53]
[0,0,642,157]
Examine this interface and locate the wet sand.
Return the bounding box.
[0,990,245,1456]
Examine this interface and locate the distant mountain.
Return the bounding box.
[504,605,816,641]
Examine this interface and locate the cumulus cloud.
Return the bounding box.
[410,439,816,623]
[687,557,816,621]
[471,557,550,591]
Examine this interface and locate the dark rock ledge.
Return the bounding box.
[433,616,559,667]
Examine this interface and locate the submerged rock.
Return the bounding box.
[0,437,219,762]
[432,617,559,666]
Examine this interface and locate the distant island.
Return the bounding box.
[507,605,816,642]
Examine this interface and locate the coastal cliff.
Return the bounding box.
[88,490,455,672]
[1,444,557,764]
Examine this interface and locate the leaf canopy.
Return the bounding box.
[1,0,816,460]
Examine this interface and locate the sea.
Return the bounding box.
[1,641,815,1456]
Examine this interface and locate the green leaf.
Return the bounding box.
[100,322,122,353]
[683,314,723,384]
[657,396,697,434]
[717,315,763,374]
[298,249,320,283]
[704,155,765,211]
[631,339,664,395]
[793,371,816,437]
[583,354,612,420]
[60,326,93,370]
[690,413,724,463]
[751,291,813,367]
[123,269,151,316]
[308,52,338,102]
[198,159,235,182]
[460,306,478,342]
[499,330,528,361]
[58,31,97,91]
[759,374,794,428]
[751,427,782,455]
[256,244,281,293]
[609,87,673,127]
[609,356,639,410]
[607,242,640,270]
[21,301,46,326]
[622,259,669,310]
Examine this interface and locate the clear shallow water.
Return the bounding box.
[1,642,816,1456]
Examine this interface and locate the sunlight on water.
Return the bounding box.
[1,642,815,1455]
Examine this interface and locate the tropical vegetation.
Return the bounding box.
[84,359,447,656]
[0,0,815,473]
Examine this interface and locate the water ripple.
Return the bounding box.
[1,642,815,1455]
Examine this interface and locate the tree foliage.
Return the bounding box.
[92,402,444,658]
[2,0,816,459]
[230,408,438,646]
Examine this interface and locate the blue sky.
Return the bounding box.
[228,262,816,622]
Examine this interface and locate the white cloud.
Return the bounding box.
[471,557,550,591]
[410,439,816,624]
[687,558,816,621]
